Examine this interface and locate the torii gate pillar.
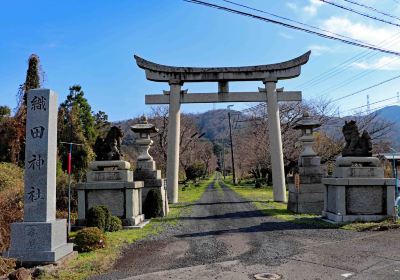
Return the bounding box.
[265,81,286,202]
[167,81,182,203]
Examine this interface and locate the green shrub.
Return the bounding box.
[99,205,111,231]
[143,189,163,218]
[255,180,262,189]
[108,216,122,232]
[74,227,106,252]
[185,161,206,181]
[86,206,107,231]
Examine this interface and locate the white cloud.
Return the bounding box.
[318,17,400,71]
[303,0,323,16]
[286,2,298,12]
[309,44,334,56]
[321,17,399,49]
[320,16,400,66]
[351,56,400,70]
[279,32,294,40]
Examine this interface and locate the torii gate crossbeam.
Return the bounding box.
[135,51,311,204]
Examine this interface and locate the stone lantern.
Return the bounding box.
[293,111,321,160]
[131,115,158,165]
[131,116,169,216]
[287,111,325,214]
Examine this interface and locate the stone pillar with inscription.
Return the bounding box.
[5,89,73,264]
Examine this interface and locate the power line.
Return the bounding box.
[185,0,400,109]
[241,103,265,114]
[317,57,400,97]
[342,95,398,113]
[318,0,400,28]
[345,100,400,116]
[331,74,400,102]
[298,33,400,89]
[302,37,400,90]
[299,52,370,89]
[220,0,400,92]
[341,0,400,21]
[372,101,400,111]
[222,0,368,44]
[183,0,400,56]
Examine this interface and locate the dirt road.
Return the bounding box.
[94,177,400,280]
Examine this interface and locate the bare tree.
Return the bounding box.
[127,106,217,179]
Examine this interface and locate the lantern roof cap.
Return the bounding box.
[130,115,159,133]
[293,111,321,130]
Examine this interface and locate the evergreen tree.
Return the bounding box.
[60,85,97,144]
[58,85,97,179]
[0,106,11,122]
[21,54,41,107]
[94,110,111,138]
[0,106,12,161]
[0,55,42,164]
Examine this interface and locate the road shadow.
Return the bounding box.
[170,209,276,220]
[175,218,337,238]
[171,200,268,209]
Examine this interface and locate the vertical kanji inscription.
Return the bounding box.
[24,89,57,222]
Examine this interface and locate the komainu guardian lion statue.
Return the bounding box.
[342,120,372,157]
[93,126,124,160]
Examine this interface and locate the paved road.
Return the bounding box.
[94,178,400,280]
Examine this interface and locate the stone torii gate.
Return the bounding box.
[135,51,311,204]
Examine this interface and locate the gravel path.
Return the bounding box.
[93,177,400,280]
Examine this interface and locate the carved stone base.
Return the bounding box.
[76,161,145,226]
[122,214,145,226]
[135,159,169,216]
[287,156,325,214]
[4,219,73,264]
[322,179,395,219]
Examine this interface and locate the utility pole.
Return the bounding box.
[221,140,226,180]
[227,105,236,185]
[216,138,226,179]
[390,147,399,199]
[60,141,83,234]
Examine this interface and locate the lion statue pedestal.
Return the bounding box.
[76,161,146,227]
[322,121,395,223]
[76,126,147,228]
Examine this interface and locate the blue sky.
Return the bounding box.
[1,0,400,121]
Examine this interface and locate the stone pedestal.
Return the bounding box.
[131,117,169,216]
[288,156,325,214]
[76,160,145,226]
[5,89,73,264]
[135,160,169,216]
[322,156,396,223]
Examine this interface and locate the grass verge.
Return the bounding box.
[223,177,400,231]
[42,175,215,280]
[222,178,334,228]
[340,220,400,231]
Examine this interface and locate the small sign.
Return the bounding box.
[294,174,300,191]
